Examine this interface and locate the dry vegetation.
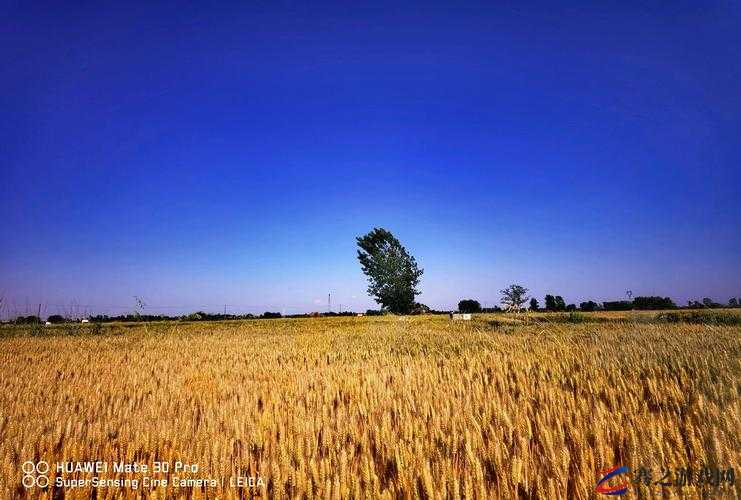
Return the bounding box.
[0,312,739,498]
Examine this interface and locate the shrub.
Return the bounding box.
[566,312,586,323]
[656,310,741,326]
[410,303,430,315]
[15,315,41,325]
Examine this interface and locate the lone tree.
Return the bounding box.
[555,295,566,311]
[458,299,482,313]
[356,228,423,314]
[500,284,529,313]
[529,298,539,311]
[545,294,556,311]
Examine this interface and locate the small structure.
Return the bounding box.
[81,319,90,324]
[449,313,471,321]
[44,321,52,326]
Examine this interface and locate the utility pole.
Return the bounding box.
[328,293,331,313]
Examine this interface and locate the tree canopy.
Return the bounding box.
[458,299,482,313]
[356,228,423,314]
[500,284,529,312]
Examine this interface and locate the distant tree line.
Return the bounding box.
[11,315,44,324]
[4,295,739,325]
[5,310,371,324]
[454,293,741,313]
[688,297,735,309]
[6,307,458,325]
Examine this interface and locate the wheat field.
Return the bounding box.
[0,313,739,499]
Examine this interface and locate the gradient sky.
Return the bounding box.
[2,1,740,317]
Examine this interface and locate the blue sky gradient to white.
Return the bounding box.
[2,2,740,315]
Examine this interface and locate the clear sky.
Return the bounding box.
[2,1,740,316]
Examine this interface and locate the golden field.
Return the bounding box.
[0,312,739,499]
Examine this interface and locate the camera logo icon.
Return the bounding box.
[22,461,49,488]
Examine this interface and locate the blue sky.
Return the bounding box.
[2,1,740,316]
